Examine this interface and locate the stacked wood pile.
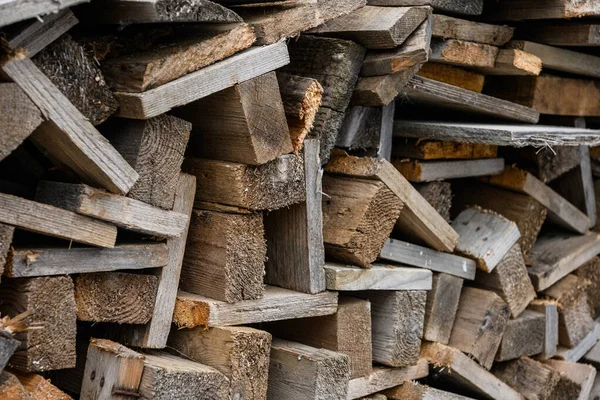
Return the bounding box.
[2,0,600,399]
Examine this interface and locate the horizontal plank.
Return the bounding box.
[0,0,85,28]
[114,43,289,119]
[5,243,168,278]
[324,263,432,290]
[393,158,505,182]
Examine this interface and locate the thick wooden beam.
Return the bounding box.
[393,158,505,182]
[528,299,559,360]
[114,43,290,119]
[324,264,431,291]
[495,310,545,361]
[0,84,42,162]
[432,14,513,45]
[423,272,463,344]
[173,286,338,329]
[492,356,562,400]
[168,326,271,399]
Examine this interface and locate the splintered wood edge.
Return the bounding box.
[173,296,211,329]
[89,338,144,359]
[420,342,457,370]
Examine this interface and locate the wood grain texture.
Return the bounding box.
[528,299,559,360]
[0,371,33,399]
[114,43,290,119]
[546,359,597,400]
[492,356,562,400]
[324,263,431,291]
[0,0,85,28]
[393,158,505,182]
[12,370,72,399]
[556,320,600,362]
[574,257,600,318]
[518,22,600,46]
[429,38,498,68]
[352,64,420,107]
[173,286,338,329]
[484,0,600,20]
[423,272,463,344]
[475,49,542,76]
[0,225,14,278]
[417,63,485,92]
[432,14,513,45]
[384,381,475,400]
[337,103,395,160]
[496,310,545,361]
[392,139,497,160]
[414,181,452,223]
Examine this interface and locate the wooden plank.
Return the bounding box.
[181,209,266,303]
[474,49,542,76]
[36,181,188,238]
[421,342,522,400]
[507,143,582,183]
[80,338,144,399]
[5,243,168,278]
[379,238,475,279]
[121,173,196,348]
[325,151,459,252]
[267,339,349,400]
[264,138,325,294]
[394,120,600,147]
[352,64,420,107]
[367,0,483,16]
[392,138,497,160]
[103,115,191,210]
[12,370,72,399]
[308,6,431,49]
[168,326,271,399]
[432,14,513,45]
[393,158,505,182]
[416,63,485,92]
[403,76,540,123]
[546,359,597,400]
[556,321,600,362]
[0,0,85,28]
[484,1,600,20]
[140,352,229,399]
[0,193,116,248]
[173,71,292,165]
[528,231,600,291]
[114,43,289,119]
[528,299,559,359]
[0,277,76,371]
[423,272,463,344]
[414,181,452,223]
[101,24,256,92]
[173,285,338,329]
[266,296,372,379]
[74,272,158,324]
[346,360,429,400]
[452,207,521,272]
[324,263,431,291]
[183,153,305,211]
[583,335,600,366]
[520,23,600,46]
[509,40,600,79]
[496,310,545,361]
[354,290,426,367]
[492,356,562,400]
[384,381,475,400]
[483,167,591,234]
[322,175,403,267]
[337,103,395,160]
[429,38,498,68]
[475,243,535,318]
[361,15,432,76]
[574,257,600,318]
[0,83,42,162]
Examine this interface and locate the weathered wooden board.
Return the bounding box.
[429,38,498,68]
[417,63,485,93]
[432,14,513,45]
[555,321,600,362]
[423,272,463,344]
[495,310,545,361]
[528,299,559,360]
[0,0,85,28]
[367,0,483,16]
[393,158,505,182]
[324,263,431,290]
[484,1,600,20]
[474,49,542,76]
[519,23,600,46]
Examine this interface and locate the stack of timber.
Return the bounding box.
[1,0,600,399]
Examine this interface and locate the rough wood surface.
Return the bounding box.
[114,43,290,119]
[354,291,426,367]
[0,225,15,278]
[0,83,42,162]
[496,310,545,361]
[367,0,483,16]
[0,371,32,399]
[308,5,431,49]
[337,103,395,160]
[173,286,338,329]
[0,277,76,371]
[104,114,191,210]
[518,23,600,46]
[492,356,562,400]
[324,263,432,291]
[429,38,499,68]
[475,48,542,76]
[417,63,485,92]
[484,1,600,20]
[574,257,600,318]
[556,321,600,362]
[392,139,497,160]
[393,158,505,182]
[414,181,452,223]
[322,175,403,267]
[266,296,372,379]
[74,272,158,324]
[36,181,188,238]
[546,359,596,400]
[0,0,84,28]
[448,287,510,370]
[174,71,292,165]
[168,326,271,400]
[181,209,266,303]
[528,299,559,360]
[183,153,305,211]
[423,272,463,344]
[384,381,475,400]
[432,14,513,45]
[352,64,420,107]
[12,370,72,399]
[267,339,349,400]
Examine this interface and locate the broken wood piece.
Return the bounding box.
[492,356,563,400]
[429,38,498,68]
[546,359,597,400]
[101,24,256,92]
[483,166,591,234]
[416,63,485,92]
[103,114,191,210]
[80,338,144,399]
[360,15,432,76]
[448,287,510,370]
[0,193,117,248]
[556,321,600,362]
[392,139,497,160]
[168,326,271,400]
[354,290,426,367]
[0,276,76,371]
[352,65,420,107]
[432,14,513,45]
[308,5,431,49]
[74,272,158,324]
[423,272,463,344]
[324,152,459,252]
[414,181,451,222]
[173,286,338,329]
[181,209,266,303]
[267,339,349,400]
[266,296,372,379]
[323,263,431,291]
[421,342,522,400]
[528,231,600,291]
[114,43,290,119]
[174,71,292,165]
[36,181,188,238]
[528,299,559,360]
[496,310,545,361]
[393,158,504,182]
[346,360,429,400]
[475,48,542,76]
[452,207,521,272]
[322,174,403,267]
[379,238,475,280]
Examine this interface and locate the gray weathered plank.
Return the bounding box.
[324,263,431,291]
